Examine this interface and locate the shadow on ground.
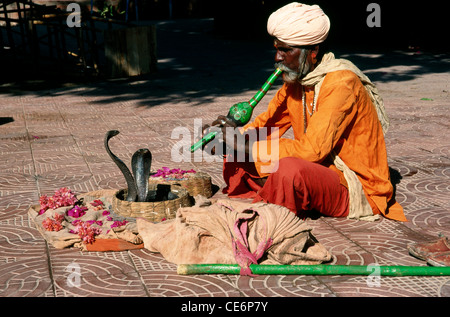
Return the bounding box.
[1,19,449,109]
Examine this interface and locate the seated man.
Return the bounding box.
[204,2,406,222]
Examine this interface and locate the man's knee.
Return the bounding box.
[270,157,310,185]
[277,157,309,175]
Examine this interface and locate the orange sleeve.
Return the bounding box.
[244,83,292,138]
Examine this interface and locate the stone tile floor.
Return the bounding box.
[0,19,449,299]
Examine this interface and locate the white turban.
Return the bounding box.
[267,2,330,46]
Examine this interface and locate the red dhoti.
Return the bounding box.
[223,157,349,218]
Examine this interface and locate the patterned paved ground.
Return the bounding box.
[1,19,449,300]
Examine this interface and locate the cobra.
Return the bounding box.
[104,130,152,202]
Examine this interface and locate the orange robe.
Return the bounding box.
[243,69,406,222]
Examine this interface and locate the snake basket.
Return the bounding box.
[112,185,191,222]
[148,172,213,198]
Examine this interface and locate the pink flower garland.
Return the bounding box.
[150,167,196,180]
[42,213,65,232]
[39,187,78,215]
[110,219,128,228]
[70,220,102,245]
[101,209,129,229]
[66,205,88,218]
[38,187,133,245]
[90,199,104,211]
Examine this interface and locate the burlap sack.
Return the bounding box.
[29,189,143,251]
[137,196,331,269]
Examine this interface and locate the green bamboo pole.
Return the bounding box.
[177,264,450,276]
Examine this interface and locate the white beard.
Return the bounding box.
[275,49,311,84]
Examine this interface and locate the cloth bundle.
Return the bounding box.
[137,196,331,275]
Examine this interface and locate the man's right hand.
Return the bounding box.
[198,115,234,156]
